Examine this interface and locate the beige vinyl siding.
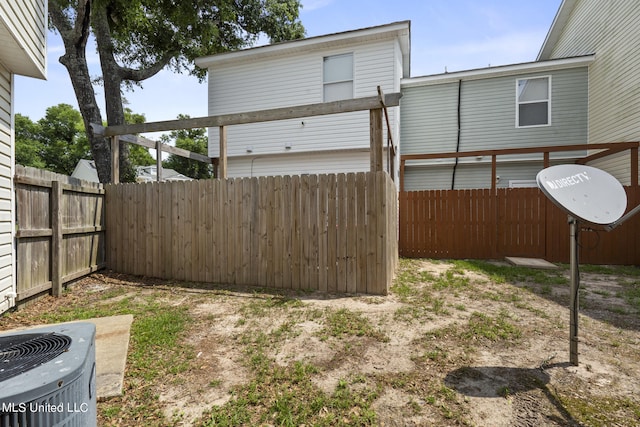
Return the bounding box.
[0,65,13,313]
[402,68,588,158]
[401,66,588,190]
[400,82,459,155]
[0,0,46,78]
[547,0,640,184]
[404,160,567,191]
[207,39,399,170]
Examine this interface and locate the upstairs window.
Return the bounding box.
[323,53,353,102]
[516,76,550,127]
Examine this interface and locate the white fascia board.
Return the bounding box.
[401,54,594,88]
[537,0,578,60]
[195,21,411,69]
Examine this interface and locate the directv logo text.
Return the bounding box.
[546,171,590,190]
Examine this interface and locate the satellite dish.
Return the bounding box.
[536,164,627,225]
[536,164,632,366]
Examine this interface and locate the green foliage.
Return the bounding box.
[15,105,90,175]
[94,0,305,80]
[161,114,212,179]
[124,107,155,167]
[15,105,156,175]
[15,114,45,169]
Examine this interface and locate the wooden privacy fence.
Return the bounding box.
[399,186,640,264]
[14,166,106,301]
[105,171,398,295]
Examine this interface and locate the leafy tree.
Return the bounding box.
[15,104,155,175]
[38,103,91,174]
[16,104,90,175]
[161,115,211,179]
[15,114,45,169]
[48,0,305,183]
[124,107,155,167]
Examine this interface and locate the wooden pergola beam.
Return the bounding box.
[93,93,403,137]
[401,142,639,162]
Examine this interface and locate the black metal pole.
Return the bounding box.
[569,216,579,366]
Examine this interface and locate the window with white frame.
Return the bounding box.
[323,53,353,102]
[516,76,550,127]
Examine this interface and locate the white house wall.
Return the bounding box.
[543,0,640,184]
[0,65,13,313]
[207,39,399,173]
[224,150,375,178]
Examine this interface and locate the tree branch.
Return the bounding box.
[48,0,91,53]
[120,52,177,82]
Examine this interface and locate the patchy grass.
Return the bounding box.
[2,259,639,426]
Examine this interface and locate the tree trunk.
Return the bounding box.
[50,0,112,183]
[92,6,135,182]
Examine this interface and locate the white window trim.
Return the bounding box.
[323,52,354,102]
[515,75,551,128]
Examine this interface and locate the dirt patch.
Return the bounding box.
[2,260,639,426]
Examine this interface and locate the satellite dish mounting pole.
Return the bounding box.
[569,216,580,366]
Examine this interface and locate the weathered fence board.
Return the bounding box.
[399,187,640,264]
[14,166,105,301]
[106,171,398,295]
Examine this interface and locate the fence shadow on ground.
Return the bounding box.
[101,271,370,302]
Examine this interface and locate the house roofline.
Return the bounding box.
[537,0,578,60]
[195,20,411,77]
[401,54,594,88]
[0,2,48,79]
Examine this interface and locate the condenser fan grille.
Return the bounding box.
[0,333,72,382]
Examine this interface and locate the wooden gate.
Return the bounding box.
[14,166,105,301]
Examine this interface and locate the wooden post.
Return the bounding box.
[399,159,405,192]
[544,151,550,169]
[631,146,638,187]
[491,154,497,194]
[219,126,228,179]
[51,181,63,297]
[111,136,120,184]
[212,158,219,179]
[370,108,383,172]
[156,140,163,182]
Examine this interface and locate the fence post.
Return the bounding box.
[631,146,638,187]
[51,181,63,297]
[111,136,120,184]
[156,140,163,182]
[370,108,383,172]
[219,126,228,179]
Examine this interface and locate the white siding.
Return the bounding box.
[207,38,400,176]
[547,0,640,184]
[0,65,13,313]
[0,0,47,78]
[224,151,372,178]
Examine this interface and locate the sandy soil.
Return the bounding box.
[2,259,639,426]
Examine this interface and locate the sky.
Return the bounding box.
[14,0,563,125]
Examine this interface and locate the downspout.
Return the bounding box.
[451,79,462,190]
